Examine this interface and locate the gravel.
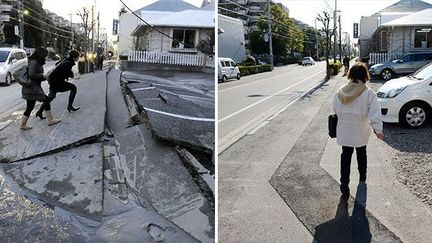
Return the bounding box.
[368,79,432,209]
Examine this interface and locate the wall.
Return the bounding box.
[218,14,246,63]
[359,16,379,39]
[118,13,140,57]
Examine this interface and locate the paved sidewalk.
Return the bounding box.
[219,73,432,242]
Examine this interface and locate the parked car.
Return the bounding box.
[377,61,432,128]
[0,48,28,86]
[302,57,315,66]
[369,52,432,81]
[218,57,241,82]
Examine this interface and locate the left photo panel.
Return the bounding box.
[0,0,215,242]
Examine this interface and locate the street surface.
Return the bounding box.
[0,66,214,242]
[218,68,432,242]
[0,61,68,119]
[218,61,326,152]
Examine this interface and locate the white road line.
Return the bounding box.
[160,89,214,100]
[144,107,215,122]
[218,70,325,123]
[131,87,156,91]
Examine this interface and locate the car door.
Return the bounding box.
[230,61,238,77]
[224,61,233,78]
[396,54,415,74]
[8,52,20,74]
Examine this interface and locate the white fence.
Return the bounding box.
[368,52,401,65]
[128,50,205,67]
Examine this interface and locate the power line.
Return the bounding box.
[12,7,74,35]
[10,16,71,39]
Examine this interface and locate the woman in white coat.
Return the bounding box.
[332,62,384,196]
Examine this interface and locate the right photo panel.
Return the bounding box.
[217,0,432,242]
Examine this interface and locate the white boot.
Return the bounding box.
[46,110,61,126]
[20,115,33,130]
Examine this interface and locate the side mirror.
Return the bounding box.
[397,59,403,63]
[10,59,17,64]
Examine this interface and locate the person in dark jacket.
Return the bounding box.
[21,47,61,130]
[36,49,80,116]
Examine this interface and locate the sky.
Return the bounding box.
[276,0,432,40]
[42,0,205,40]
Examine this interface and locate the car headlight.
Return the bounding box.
[383,86,406,98]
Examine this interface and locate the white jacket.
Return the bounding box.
[332,87,383,147]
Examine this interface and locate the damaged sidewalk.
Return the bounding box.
[0,66,215,242]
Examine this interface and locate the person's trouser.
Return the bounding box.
[24,100,36,116]
[38,82,77,112]
[340,146,367,185]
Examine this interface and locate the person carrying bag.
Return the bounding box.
[36,50,81,119]
[332,62,383,196]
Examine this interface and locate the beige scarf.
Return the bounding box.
[337,81,367,104]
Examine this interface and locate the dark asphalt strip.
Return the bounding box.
[269,79,401,243]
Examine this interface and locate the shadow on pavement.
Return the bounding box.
[314,183,371,243]
[382,123,432,153]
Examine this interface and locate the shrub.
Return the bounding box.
[328,61,342,75]
[238,64,272,76]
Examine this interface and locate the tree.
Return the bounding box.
[316,11,334,80]
[252,4,304,63]
[77,7,94,71]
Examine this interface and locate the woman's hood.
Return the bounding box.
[337,81,367,104]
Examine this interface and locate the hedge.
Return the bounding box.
[238,64,272,76]
[329,61,342,75]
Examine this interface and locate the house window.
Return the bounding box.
[414,28,432,48]
[380,31,387,51]
[172,29,196,49]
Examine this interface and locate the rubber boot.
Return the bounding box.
[46,110,61,126]
[20,115,33,130]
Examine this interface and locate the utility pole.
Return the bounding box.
[333,0,337,61]
[315,19,319,61]
[266,0,273,69]
[91,5,94,53]
[339,15,342,61]
[96,12,100,49]
[19,0,24,49]
[69,13,74,50]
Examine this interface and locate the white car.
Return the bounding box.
[377,62,432,128]
[0,48,28,86]
[302,57,315,66]
[218,57,241,82]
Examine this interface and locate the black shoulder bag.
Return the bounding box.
[328,114,338,138]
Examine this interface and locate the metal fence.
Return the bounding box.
[368,52,401,65]
[128,50,206,67]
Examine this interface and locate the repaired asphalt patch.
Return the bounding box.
[269,82,401,242]
[2,139,103,221]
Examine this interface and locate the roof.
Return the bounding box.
[373,0,432,15]
[381,8,432,26]
[146,10,214,28]
[133,0,199,13]
[201,1,215,10]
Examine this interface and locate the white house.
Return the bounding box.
[359,0,432,59]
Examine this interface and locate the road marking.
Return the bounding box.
[160,89,214,100]
[144,107,214,122]
[131,87,156,91]
[218,63,324,93]
[219,70,325,123]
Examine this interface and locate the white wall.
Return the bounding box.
[118,13,140,56]
[218,14,246,63]
[360,16,379,39]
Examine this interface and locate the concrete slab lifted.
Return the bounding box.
[0,72,107,221]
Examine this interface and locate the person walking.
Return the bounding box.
[342,55,350,76]
[36,50,80,117]
[20,47,61,130]
[332,62,384,196]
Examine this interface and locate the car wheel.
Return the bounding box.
[399,102,430,128]
[236,73,241,80]
[222,75,227,83]
[381,69,393,81]
[4,72,12,86]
